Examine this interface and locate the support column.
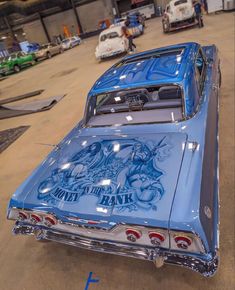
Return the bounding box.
[3,16,21,51]
[71,0,83,34]
[111,0,120,17]
[38,13,50,42]
[3,16,17,41]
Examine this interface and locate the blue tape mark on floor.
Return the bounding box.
[84,272,100,290]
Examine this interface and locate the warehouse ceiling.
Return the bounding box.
[0,0,70,16]
[0,0,92,17]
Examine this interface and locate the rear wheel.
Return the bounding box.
[47,52,52,59]
[13,65,20,73]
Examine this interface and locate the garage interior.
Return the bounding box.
[0,0,234,290]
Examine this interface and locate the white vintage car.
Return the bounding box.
[61,36,81,50]
[162,0,198,33]
[95,26,129,60]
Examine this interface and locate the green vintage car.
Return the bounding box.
[0,51,36,75]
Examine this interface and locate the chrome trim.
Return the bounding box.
[9,207,205,253]
[12,222,219,277]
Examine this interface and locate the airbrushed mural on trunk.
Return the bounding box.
[38,137,172,211]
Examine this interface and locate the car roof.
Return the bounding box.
[100,26,122,36]
[170,0,191,4]
[89,42,200,95]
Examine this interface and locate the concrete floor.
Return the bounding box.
[0,13,234,290]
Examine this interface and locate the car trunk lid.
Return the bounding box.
[172,1,194,21]
[22,131,187,229]
[98,37,123,54]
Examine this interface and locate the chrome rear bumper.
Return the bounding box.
[168,17,197,31]
[100,50,125,59]
[13,222,219,277]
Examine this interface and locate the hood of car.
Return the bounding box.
[19,130,187,228]
[35,49,46,55]
[62,42,70,48]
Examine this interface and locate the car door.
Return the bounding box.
[70,37,74,47]
[196,47,219,250]
[7,54,16,69]
[50,43,58,55]
[71,37,77,47]
[54,43,60,54]
[18,51,32,67]
[16,52,24,67]
[46,44,53,55]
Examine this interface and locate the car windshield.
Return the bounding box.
[1,56,8,62]
[115,18,125,23]
[62,39,70,44]
[40,44,50,49]
[174,0,188,5]
[100,32,119,41]
[85,85,184,127]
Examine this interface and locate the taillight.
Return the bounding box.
[125,229,142,242]
[30,213,42,224]
[44,215,57,227]
[174,236,192,249]
[18,211,28,221]
[149,232,165,246]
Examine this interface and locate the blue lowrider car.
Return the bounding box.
[7,42,220,277]
[114,14,144,37]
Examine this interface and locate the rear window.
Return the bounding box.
[85,85,184,127]
[100,32,119,42]
[174,0,188,5]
